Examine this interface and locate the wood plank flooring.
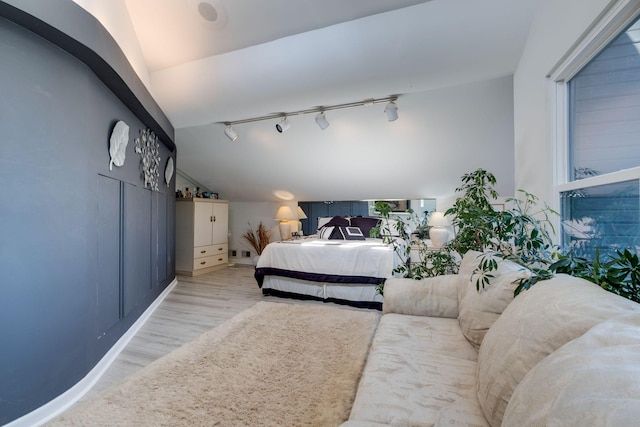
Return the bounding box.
[84,265,323,398]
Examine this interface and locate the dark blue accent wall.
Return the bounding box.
[0,1,176,424]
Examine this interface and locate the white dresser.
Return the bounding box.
[175,198,229,276]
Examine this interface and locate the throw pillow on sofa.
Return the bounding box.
[457,254,531,349]
[476,275,640,427]
[455,250,483,302]
[502,312,640,426]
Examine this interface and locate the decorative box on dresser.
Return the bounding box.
[176,198,229,276]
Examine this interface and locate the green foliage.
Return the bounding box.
[373,169,640,304]
[441,169,558,292]
[444,169,499,254]
[543,249,640,303]
[410,246,460,279]
[370,201,414,293]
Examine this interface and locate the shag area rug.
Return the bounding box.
[48,301,380,426]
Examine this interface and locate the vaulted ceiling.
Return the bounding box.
[78,0,539,201]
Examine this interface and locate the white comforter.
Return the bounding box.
[256,238,394,279]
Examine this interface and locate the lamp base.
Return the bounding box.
[279,222,291,240]
[429,227,449,248]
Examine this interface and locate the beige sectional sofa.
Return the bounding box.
[343,251,640,426]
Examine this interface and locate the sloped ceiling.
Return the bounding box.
[80,0,539,201]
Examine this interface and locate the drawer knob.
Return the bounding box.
[200,261,206,265]
[200,250,206,254]
[218,258,223,262]
[218,247,223,251]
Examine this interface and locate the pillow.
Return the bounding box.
[349,217,381,237]
[316,216,333,230]
[476,276,640,427]
[325,215,349,227]
[340,226,366,240]
[378,218,401,236]
[318,215,349,231]
[503,312,640,426]
[319,226,365,240]
[319,226,338,239]
[456,250,484,302]
[457,255,531,349]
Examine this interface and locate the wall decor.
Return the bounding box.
[135,128,161,191]
[108,120,129,170]
[165,157,174,186]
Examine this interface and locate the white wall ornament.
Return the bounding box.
[109,120,129,170]
[165,157,174,186]
[134,128,161,191]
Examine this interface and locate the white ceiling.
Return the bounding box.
[107,0,539,201]
[124,0,433,72]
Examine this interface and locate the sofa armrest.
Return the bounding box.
[382,275,460,318]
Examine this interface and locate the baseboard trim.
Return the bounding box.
[6,277,179,427]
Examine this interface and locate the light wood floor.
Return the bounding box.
[84,264,323,398]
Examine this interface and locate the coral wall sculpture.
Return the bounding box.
[134,128,161,191]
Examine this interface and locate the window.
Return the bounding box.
[568,17,640,181]
[561,180,639,258]
[553,4,640,259]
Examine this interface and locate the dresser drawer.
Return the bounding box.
[194,244,227,259]
[193,253,228,270]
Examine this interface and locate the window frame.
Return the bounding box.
[549,0,640,249]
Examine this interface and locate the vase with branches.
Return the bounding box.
[242,222,271,259]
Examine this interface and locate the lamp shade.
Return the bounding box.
[428,212,450,227]
[275,205,296,221]
[297,206,308,219]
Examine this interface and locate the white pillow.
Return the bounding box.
[476,276,640,427]
[319,226,335,239]
[457,256,530,349]
[316,216,333,231]
[503,312,640,426]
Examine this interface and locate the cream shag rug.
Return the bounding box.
[48,302,380,426]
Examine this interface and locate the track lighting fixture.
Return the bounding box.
[384,101,398,122]
[315,112,330,130]
[220,95,399,139]
[276,117,290,133]
[224,125,238,141]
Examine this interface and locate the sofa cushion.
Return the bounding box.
[503,312,640,426]
[476,275,640,427]
[457,256,531,349]
[382,275,460,318]
[348,313,485,426]
[455,250,483,302]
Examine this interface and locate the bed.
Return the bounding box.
[254,237,394,310]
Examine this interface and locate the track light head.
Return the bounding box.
[385,101,398,122]
[224,125,238,141]
[315,112,330,130]
[276,117,290,133]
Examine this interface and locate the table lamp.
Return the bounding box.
[297,206,308,235]
[275,205,296,240]
[428,212,450,248]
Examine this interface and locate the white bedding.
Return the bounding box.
[256,238,393,279]
[254,237,394,308]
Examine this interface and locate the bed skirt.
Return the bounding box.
[261,288,382,310]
